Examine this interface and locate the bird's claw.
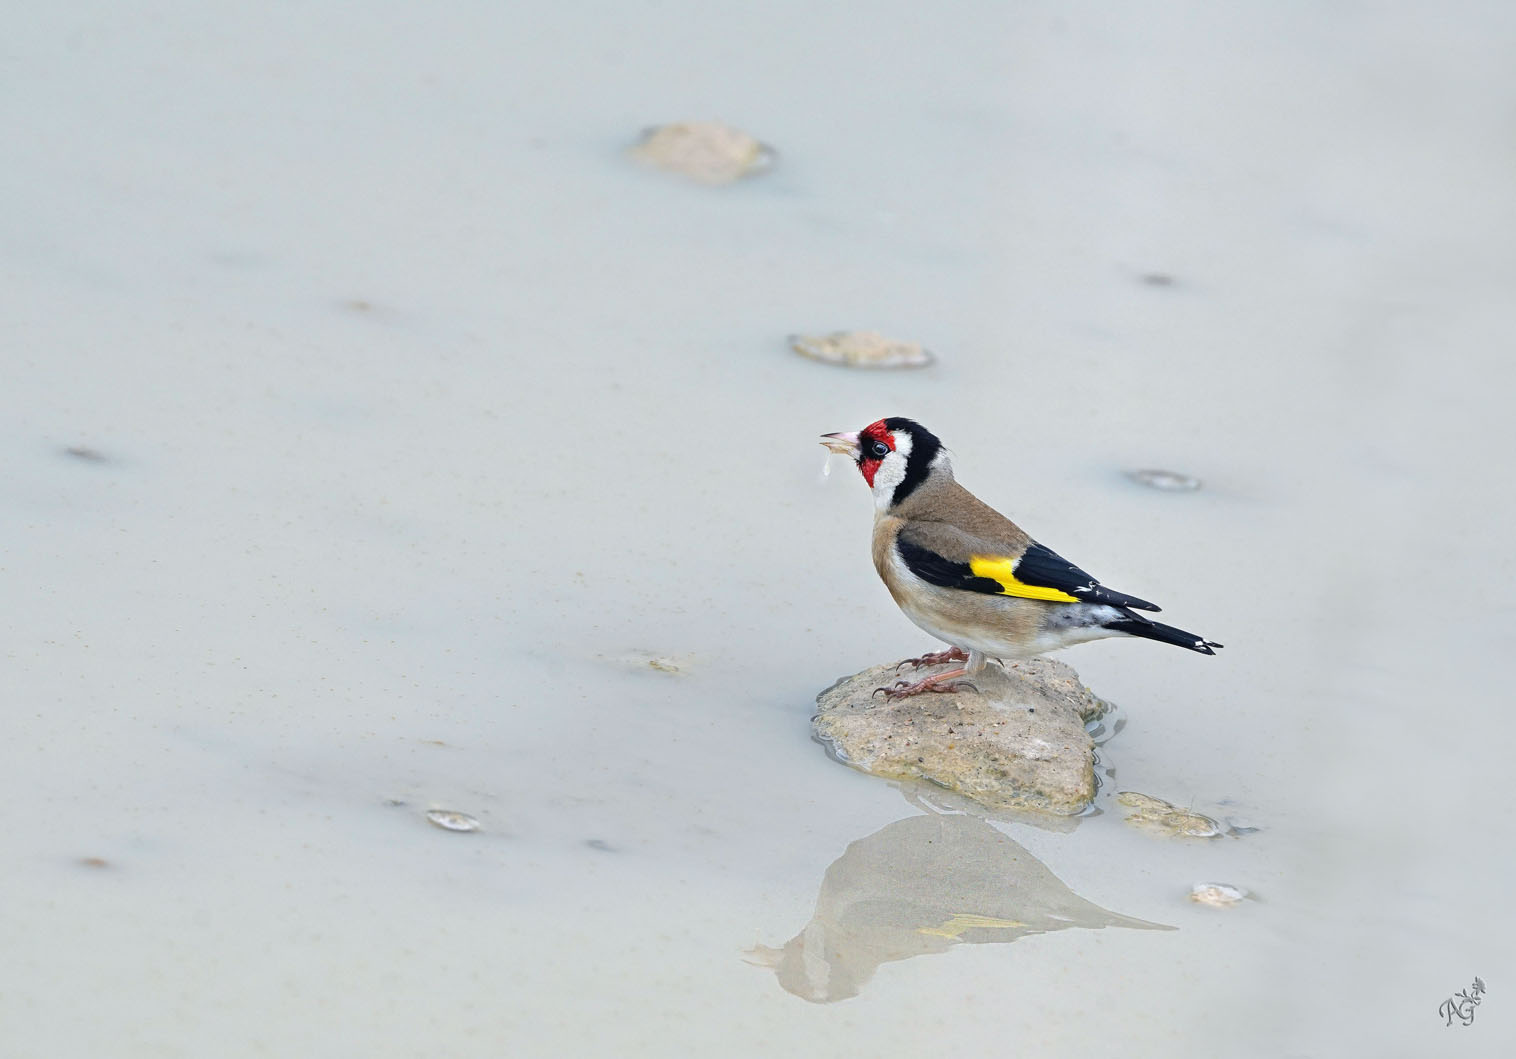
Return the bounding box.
[872,676,979,700]
[895,647,969,672]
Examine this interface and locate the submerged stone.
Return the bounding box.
[789,330,934,369]
[629,121,774,185]
[1125,468,1202,492]
[1117,791,1223,838]
[812,658,1106,815]
[611,649,692,675]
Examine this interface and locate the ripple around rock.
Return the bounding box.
[812,658,1107,815]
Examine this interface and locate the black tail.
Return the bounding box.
[1105,613,1223,655]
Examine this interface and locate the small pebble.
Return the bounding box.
[789,330,934,370]
[1190,882,1248,907]
[629,121,774,185]
[64,446,108,462]
[1125,469,1202,492]
[425,809,480,833]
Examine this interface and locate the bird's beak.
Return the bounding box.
[820,431,860,457]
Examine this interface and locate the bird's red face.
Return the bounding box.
[820,419,897,486]
[854,420,897,486]
[821,417,943,509]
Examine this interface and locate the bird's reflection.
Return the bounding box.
[748,812,1172,1003]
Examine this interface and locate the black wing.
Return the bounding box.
[896,534,1161,612]
[1013,542,1161,611]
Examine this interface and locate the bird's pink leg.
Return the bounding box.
[874,666,976,700]
[896,646,969,671]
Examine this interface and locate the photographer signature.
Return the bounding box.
[1439,977,1486,1027]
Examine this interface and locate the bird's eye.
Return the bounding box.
[869,441,891,458]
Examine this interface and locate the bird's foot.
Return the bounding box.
[873,667,978,700]
[895,646,970,672]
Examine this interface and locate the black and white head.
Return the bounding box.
[820,417,952,510]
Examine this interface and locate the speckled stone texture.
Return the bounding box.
[812,658,1107,815]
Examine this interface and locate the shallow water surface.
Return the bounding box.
[4,2,1514,1056]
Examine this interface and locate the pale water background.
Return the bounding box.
[4,2,1514,1055]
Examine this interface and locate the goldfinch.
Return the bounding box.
[822,418,1221,698]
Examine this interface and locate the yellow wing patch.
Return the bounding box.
[917,913,1028,939]
[968,556,1082,603]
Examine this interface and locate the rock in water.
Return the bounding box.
[812,658,1106,815]
[1117,791,1224,838]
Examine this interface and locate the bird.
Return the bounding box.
[821,417,1221,698]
